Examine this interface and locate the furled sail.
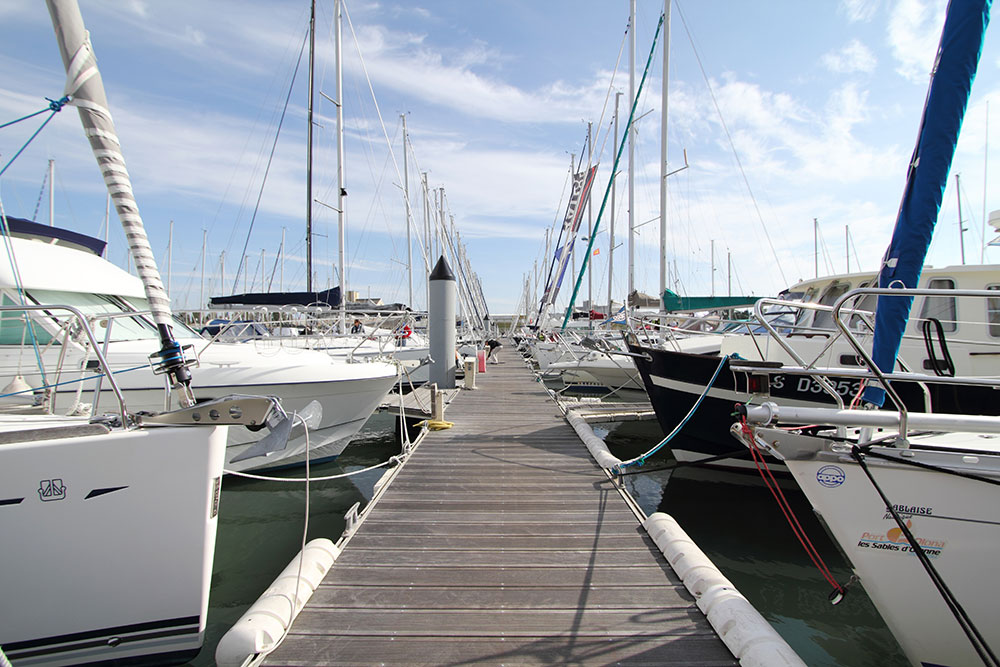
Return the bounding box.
[864,0,991,406]
[45,0,195,403]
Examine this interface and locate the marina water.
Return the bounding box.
[191,411,908,666]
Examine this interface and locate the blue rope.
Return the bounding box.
[0,363,149,400]
[613,353,731,473]
[0,96,70,178]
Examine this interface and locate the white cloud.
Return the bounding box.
[840,0,880,23]
[822,39,877,74]
[887,0,945,84]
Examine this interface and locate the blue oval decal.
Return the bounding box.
[816,465,846,488]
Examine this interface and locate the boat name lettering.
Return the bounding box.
[884,504,932,518]
[796,377,863,396]
[769,375,785,389]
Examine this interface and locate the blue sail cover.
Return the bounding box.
[864,0,991,406]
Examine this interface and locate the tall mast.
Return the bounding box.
[402,113,413,308]
[335,0,347,331]
[48,159,55,226]
[956,173,966,264]
[659,0,671,299]
[167,219,173,295]
[609,92,620,318]
[200,229,206,309]
[627,0,636,302]
[586,123,593,319]
[306,0,315,292]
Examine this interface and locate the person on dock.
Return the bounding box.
[485,338,502,363]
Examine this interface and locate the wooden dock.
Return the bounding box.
[262,345,737,665]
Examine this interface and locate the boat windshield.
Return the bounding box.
[25,289,160,342]
[120,296,206,340]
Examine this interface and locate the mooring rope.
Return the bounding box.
[612,353,730,473]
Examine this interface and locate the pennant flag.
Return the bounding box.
[602,305,627,324]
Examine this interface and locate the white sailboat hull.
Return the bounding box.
[749,428,1000,667]
[2,341,398,473]
[0,420,228,665]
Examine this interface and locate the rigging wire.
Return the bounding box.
[231,28,309,294]
[674,3,788,286]
[561,12,665,328]
[341,0,431,276]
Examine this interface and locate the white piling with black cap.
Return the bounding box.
[429,255,456,389]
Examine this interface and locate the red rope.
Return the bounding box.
[740,416,844,595]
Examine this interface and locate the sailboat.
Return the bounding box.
[1,0,399,473]
[0,1,297,663]
[732,1,1000,664]
[206,0,435,383]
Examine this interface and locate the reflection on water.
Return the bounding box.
[193,412,907,667]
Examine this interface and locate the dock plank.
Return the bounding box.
[263,346,737,666]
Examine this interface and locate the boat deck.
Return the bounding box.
[262,345,737,665]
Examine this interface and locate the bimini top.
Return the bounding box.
[2,216,107,256]
[0,234,144,297]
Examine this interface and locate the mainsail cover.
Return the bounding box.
[210,286,341,308]
[864,0,991,406]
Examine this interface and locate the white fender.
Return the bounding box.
[643,513,806,667]
[215,538,340,667]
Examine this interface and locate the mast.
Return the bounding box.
[45,0,195,405]
[846,225,850,273]
[48,159,55,226]
[813,217,819,278]
[627,0,636,303]
[403,113,413,308]
[710,239,715,297]
[167,219,173,295]
[200,229,206,310]
[659,0,671,299]
[609,92,620,319]
[306,0,315,293]
[956,172,966,264]
[335,0,347,331]
[586,123,593,320]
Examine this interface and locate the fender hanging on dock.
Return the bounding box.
[215,538,340,667]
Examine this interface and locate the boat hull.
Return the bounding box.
[0,421,227,666]
[752,428,1000,667]
[626,339,1000,471]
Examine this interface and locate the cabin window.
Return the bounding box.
[812,282,851,330]
[793,287,818,327]
[988,284,1000,338]
[849,281,878,330]
[26,289,159,342]
[123,296,204,340]
[918,278,957,332]
[0,294,55,345]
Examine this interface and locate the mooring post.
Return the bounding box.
[429,255,456,389]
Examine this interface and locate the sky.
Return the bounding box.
[1,0,999,316]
